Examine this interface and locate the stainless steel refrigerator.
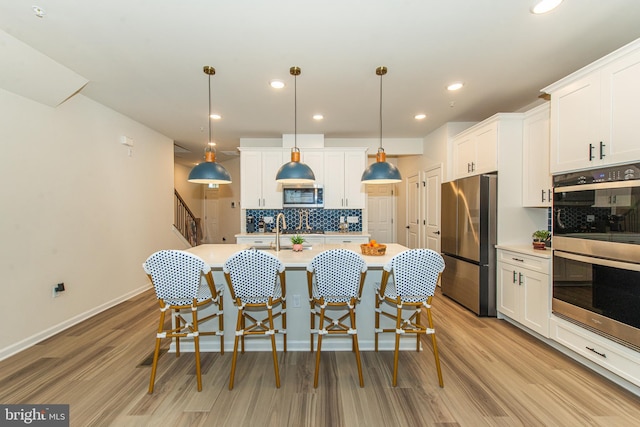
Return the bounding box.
[441,174,497,317]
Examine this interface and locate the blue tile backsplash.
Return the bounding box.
[246,208,362,233]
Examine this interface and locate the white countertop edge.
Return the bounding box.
[495,243,553,259]
[235,232,371,237]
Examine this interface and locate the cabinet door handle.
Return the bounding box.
[588,143,595,161]
[541,189,545,202]
[345,199,348,207]
[612,194,617,204]
[518,272,524,286]
[467,163,471,173]
[548,189,552,202]
[512,257,524,262]
[512,270,517,283]
[471,161,475,172]
[599,141,606,159]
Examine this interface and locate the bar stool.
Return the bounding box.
[306,249,367,388]
[143,250,224,393]
[223,249,287,390]
[374,248,445,387]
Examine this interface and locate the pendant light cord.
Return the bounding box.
[379,70,383,150]
[208,73,213,146]
[294,71,297,149]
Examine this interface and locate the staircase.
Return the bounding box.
[174,189,202,246]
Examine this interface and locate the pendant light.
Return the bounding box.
[361,66,402,184]
[275,66,315,184]
[188,66,232,185]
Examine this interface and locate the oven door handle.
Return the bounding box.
[554,180,639,192]
[554,250,640,272]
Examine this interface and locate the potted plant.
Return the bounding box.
[532,229,551,250]
[291,234,305,252]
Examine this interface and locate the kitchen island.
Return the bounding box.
[181,243,415,352]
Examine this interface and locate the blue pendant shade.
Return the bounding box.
[276,147,315,184]
[361,66,402,184]
[361,148,402,184]
[275,66,315,184]
[188,151,232,184]
[188,65,232,185]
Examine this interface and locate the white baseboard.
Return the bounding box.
[0,283,152,362]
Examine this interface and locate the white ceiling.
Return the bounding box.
[2,1,640,166]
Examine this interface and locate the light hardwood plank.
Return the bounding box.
[1,288,638,426]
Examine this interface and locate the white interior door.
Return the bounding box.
[406,173,420,248]
[423,165,442,252]
[203,189,220,244]
[366,184,395,243]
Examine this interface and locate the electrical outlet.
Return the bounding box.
[292,294,301,308]
[264,216,274,224]
[52,282,65,298]
[347,216,359,223]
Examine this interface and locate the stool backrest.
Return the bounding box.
[307,249,367,298]
[143,250,209,301]
[384,249,444,299]
[223,250,285,299]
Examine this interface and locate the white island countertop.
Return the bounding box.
[189,242,404,269]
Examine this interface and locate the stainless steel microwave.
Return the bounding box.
[282,185,324,208]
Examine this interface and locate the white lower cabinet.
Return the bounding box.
[236,235,369,245]
[236,236,275,245]
[497,248,551,338]
[323,235,369,244]
[550,316,640,387]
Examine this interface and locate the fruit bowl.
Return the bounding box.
[360,243,386,256]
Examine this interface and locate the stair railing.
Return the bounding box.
[174,189,202,246]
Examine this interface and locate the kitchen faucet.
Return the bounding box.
[274,213,286,252]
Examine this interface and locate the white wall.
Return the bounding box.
[0,88,182,359]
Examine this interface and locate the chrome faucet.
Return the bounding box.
[274,213,286,252]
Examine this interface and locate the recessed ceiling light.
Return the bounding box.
[531,0,563,14]
[270,80,285,89]
[32,6,45,18]
[210,114,221,120]
[414,114,427,120]
[447,82,464,91]
[313,114,324,120]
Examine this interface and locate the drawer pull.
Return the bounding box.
[586,346,606,358]
[512,258,524,262]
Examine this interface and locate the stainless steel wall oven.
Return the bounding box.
[552,163,640,350]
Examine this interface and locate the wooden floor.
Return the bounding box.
[1,288,639,427]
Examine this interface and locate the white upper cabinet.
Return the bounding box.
[522,103,552,207]
[544,40,640,173]
[452,120,498,179]
[301,149,324,186]
[323,148,367,209]
[239,148,285,209]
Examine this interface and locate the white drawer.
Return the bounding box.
[236,236,275,245]
[550,316,640,387]
[498,249,550,275]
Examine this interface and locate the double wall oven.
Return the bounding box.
[553,163,640,350]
